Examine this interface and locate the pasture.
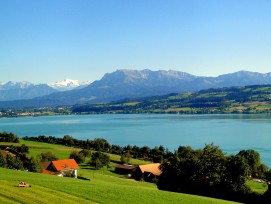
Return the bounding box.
[0,168,241,204]
[0,140,254,204]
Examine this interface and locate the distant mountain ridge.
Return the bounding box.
[0,81,33,90]
[0,79,92,101]
[1,69,271,108]
[0,82,57,101]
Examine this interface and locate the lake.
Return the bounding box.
[0,114,270,167]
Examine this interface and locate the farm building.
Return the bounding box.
[115,164,136,177]
[0,147,28,163]
[40,159,79,178]
[134,163,161,182]
[0,149,17,158]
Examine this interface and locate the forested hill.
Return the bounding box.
[72,84,271,114]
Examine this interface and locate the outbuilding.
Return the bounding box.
[115,164,136,177]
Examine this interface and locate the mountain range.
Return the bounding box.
[1,69,271,108]
[0,79,91,101]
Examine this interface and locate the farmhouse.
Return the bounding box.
[40,159,79,178]
[134,163,161,182]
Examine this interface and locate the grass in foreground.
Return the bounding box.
[0,141,244,203]
[0,168,241,204]
[246,180,268,195]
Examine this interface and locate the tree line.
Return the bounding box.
[22,135,174,163]
[158,144,271,203]
[0,131,19,143]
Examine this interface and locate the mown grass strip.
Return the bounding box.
[0,180,95,204]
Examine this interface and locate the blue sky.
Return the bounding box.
[1,0,271,83]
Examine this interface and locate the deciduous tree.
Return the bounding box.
[38,152,58,162]
[90,151,110,169]
[69,150,85,164]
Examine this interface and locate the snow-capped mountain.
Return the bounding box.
[49,78,92,91]
[0,81,33,90]
[0,78,92,101]
[0,81,57,101]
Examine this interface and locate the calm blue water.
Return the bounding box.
[0,114,270,167]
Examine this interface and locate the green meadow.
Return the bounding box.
[0,168,241,204]
[0,140,251,204]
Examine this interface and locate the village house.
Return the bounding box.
[134,163,162,182]
[40,159,79,178]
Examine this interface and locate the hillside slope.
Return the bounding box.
[72,84,271,114]
[0,167,240,204]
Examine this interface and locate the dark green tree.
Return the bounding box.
[197,144,226,191]
[0,131,19,143]
[63,135,74,147]
[150,146,164,163]
[237,149,261,177]
[19,144,29,153]
[139,146,150,158]
[90,151,110,169]
[38,152,58,162]
[222,155,250,194]
[92,138,110,152]
[265,169,271,182]
[257,163,269,179]
[69,150,85,164]
[0,153,6,168]
[79,149,92,158]
[6,154,23,170]
[26,157,41,172]
[158,147,201,193]
[120,151,131,164]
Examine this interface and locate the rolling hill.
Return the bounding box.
[72,84,271,114]
[0,140,242,204]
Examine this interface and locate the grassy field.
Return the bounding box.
[0,140,246,203]
[0,140,82,160]
[0,168,241,204]
[246,180,268,195]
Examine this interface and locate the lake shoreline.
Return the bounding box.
[0,114,270,167]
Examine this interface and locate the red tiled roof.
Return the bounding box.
[42,169,60,175]
[138,163,162,176]
[52,159,79,171]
